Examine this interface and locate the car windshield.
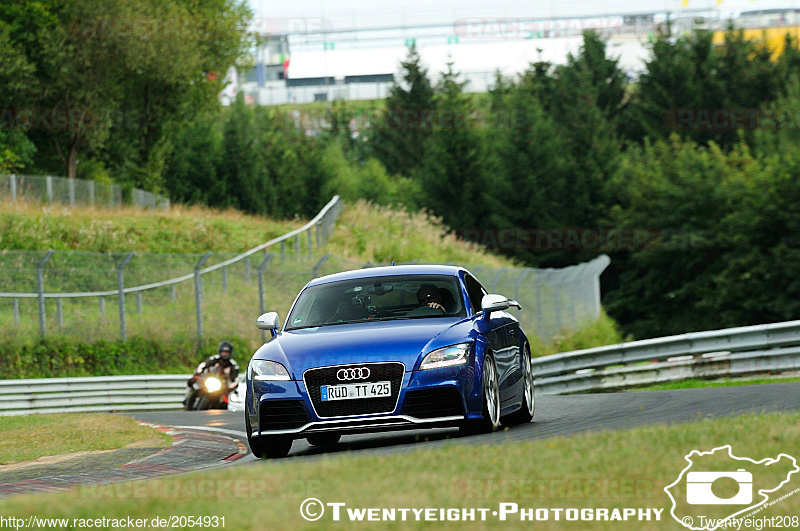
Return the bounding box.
[285,274,466,330]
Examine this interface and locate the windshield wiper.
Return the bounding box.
[286,319,368,331]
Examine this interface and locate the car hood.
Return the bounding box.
[252,318,476,379]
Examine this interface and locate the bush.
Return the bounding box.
[0,334,250,379]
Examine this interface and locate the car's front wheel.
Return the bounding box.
[460,352,501,435]
[246,416,293,458]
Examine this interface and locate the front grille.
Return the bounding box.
[402,387,464,419]
[304,362,405,418]
[259,400,310,431]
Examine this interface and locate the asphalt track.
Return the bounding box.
[127,382,800,463]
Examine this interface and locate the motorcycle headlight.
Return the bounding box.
[252,360,291,381]
[205,377,222,392]
[419,342,472,370]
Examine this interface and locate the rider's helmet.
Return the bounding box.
[218,340,234,360]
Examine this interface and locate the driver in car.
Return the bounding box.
[416,284,445,311]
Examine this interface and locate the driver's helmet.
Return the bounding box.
[218,341,234,360]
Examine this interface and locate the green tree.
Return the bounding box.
[417,62,485,229]
[484,79,577,266]
[604,136,744,338]
[624,25,779,148]
[0,0,251,186]
[163,112,225,205]
[106,0,252,192]
[370,44,435,176]
[0,0,130,179]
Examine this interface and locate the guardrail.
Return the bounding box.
[0,375,188,416]
[531,319,800,395]
[2,319,799,415]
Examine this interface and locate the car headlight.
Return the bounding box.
[252,360,291,381]
[419,342,472,370]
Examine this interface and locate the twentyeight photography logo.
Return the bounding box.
[665,445,799,530]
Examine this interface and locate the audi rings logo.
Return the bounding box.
[337,367,371,381]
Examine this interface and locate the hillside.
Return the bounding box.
[0,198,619,378]
[0,199,513,267]
[0,201,302,253]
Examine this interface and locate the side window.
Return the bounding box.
[465,275,487,315]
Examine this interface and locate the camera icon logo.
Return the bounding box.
[686,469,753,505]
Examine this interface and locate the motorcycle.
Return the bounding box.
[188,365,237,410]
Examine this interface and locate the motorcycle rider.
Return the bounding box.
[184,341,240,410]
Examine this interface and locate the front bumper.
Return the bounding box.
[247,363,479,438]
[249,414,464,438]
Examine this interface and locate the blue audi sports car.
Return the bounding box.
[244,265,535,458]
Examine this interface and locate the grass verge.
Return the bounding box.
[0,200,302,253]
[324,199,515,268]
[0,413,171,465]
[0,412,797,528]
[625,375,800,392]
[531,311,624,357]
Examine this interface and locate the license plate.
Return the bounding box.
[320,381,391,401]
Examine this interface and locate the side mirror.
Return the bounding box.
[481,294,522,320]
[482,294,509,314]
[256,312,281,336]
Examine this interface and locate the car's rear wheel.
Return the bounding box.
[460,352,501,435]
[306,434,341,447]
[505,345,535,425]
[246,416,293,458]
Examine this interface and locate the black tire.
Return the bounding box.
[504,345,535,426]
[459,352,501,435]
[306,434,341,447]
[194,396,210,411]
[183,397,194,411]
[246,416,293,458]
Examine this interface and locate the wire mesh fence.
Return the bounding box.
[0,237,609,350]
[467,256,610,343]
[0,195,345,348]
[0,174,169,209]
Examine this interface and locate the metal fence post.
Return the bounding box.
[490,268,506,293]
[316,224,321,248]
[312,254,330,279]
[88,181,95,208]
[46,176,53,204]
[535,276,543,339]
[56,298,63,327]
[257,254,274,315]
[281,240,286,261]
[136,292,142,314]
[68,178,75,206]
[222,266,228,293]
[12,298,19,327]
[99,297,105,318]
[117,252,135,340]
[9,174,17,201]
[36,250,54,336]
[244,256,250,282]
[307,230,313,256]
[295,234,300,255]
[514,269,531,303]
[194,253,211,340]
[554,283,563,333]
[169,285,176,301]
